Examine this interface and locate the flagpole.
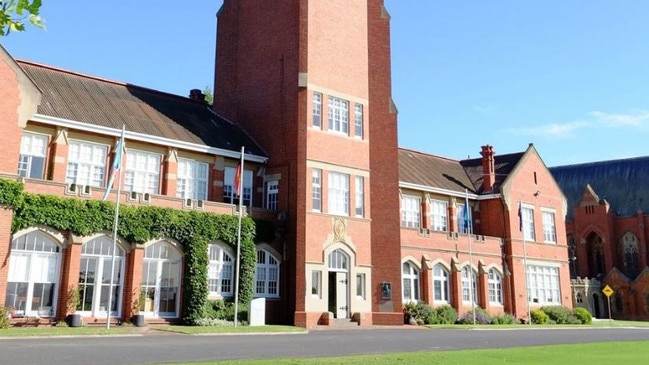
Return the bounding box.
[107,125,125,329]
[465,189,475,325]
[520,199,531,325]
[233,146,245,327]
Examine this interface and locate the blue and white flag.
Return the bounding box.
[102,126,125,201]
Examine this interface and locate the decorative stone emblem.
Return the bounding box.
[333,217,347,242]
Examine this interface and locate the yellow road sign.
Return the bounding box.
[602,285,614,297]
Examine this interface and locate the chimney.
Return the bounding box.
[189,88,206,103]
[480,145,495,192]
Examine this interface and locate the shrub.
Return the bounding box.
[541,305,578,324]
[530,309,548,324]
[430,305,457,325]
[491,313,516,325]
[0,306,9,329]
[572,307,592,324]
[203,299,248,323]
[403,301,435,325]
[458,307,492,325]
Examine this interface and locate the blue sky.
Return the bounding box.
[3,1,649,167]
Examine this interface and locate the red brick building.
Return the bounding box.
[552,157,649,320]
[400,145,571,321]
[0,0,572,328]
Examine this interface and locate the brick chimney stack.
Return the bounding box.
[480,145,495,192]
[189,88,206,103]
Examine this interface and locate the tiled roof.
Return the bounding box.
[460,152,525,193]
[399,148,476,194]
[550,157,649,220]
[18,61,267,157]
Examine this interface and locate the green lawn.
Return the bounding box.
[162,341,649,365]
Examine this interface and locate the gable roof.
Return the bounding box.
[17,60,267,158]
[550,156,649,220]
[460,152,525,194]
[399,148,476,194]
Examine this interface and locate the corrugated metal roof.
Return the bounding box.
[399,148,476,194]
[18,61,267,157]
[460,152,525,193]
[550,157,649,219]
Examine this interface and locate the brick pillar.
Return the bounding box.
[124,245,144,319]
[0,209,15,307]
[162,148,178,197]
[50,128,69,182]
[638,212,647,269]
[420,264,432,304]
[211,156,225,203]
[450,260,462,313]
[477,264,488,310]
[58,235,82,319]
[422,196,431,229]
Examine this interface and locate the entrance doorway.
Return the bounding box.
[327,249,349,319]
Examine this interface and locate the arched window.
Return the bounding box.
[586,232,605,277]
[255,248,280,298]
[78,235,125,316]
[433,264,450,303]
[621,232,640,278]
[141,240,182,317]
[488,268,503,305]
[402,261,420,303]
[461,266,477,303]
[5,231,61,317]
[208,243,234,297]
[328,249,348,271]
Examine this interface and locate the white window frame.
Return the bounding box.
[141,241,182,318]
[522,205,535,241]
[311,270,321,298]
[328,171,349,216]
[255,248,280,298]
[312,169,322,212]
[355,176,364,217]
[124,149,160,194]
[401,195,421,228]
[542,209,557,243]
[356,273,366,300]
[402,261,420,303]
[313,92,322,128]
[5,231,61,318]
[461,266,477,304]
[488,268,503,305]
[208,243,234,297]
[266,180,279,210]
[78,236,125,317]
[354,104,363,138]
[224,166,253,207]
[430,200,448,232]
[433,263,450,304]
[66,140,107,187]
[18,132,47,179]
[327,96,349,134]
[177,158,208,201]
[527,264,561,305]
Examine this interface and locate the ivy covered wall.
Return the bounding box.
[0,179,261,324]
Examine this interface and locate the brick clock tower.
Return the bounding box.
[214,0,402,327]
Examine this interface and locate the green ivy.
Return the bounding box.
[0,178,260,325]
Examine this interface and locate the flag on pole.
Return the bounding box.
[234,162,242,197]
[102,127,126,201]
[464,192,471,234]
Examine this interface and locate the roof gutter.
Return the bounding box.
[31,114,268,164]
[399,182,501,200]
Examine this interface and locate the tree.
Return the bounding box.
[203,86,213,106]
[1,0,45,36]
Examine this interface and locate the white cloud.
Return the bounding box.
[505,121,589,137]
[590,110,649,127]
[506,109,649,137]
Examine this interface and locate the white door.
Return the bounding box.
[336,272,348,319]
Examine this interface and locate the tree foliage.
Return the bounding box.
[0,0,45,36]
